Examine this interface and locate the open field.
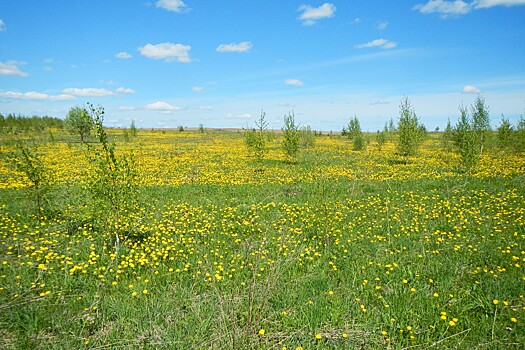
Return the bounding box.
[0,128,524,349]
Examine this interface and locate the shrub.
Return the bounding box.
[453,104,479,170]
[245,111,269,161]
[282,112,300,163]
[65,106,93,143]
[396,97,424,159]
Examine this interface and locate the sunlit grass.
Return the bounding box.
[0,129,524,349]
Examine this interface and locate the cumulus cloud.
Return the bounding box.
[297,3,336,25]
[0,91,75,101]
[155,0,187,12]
[115,87,135,94]
[62,88,115,97]
[139,42,191,62]
[285,79,305,87]
[145,101,181,112]
[356,39,397,49]
[462,85,481,93]
[473,0,525,8]
[413,0,471,17]
[61,87,135,97]
[115,52,132,59]
[216,41,253,53]
[0,19,5,32]
[414,0,525,17]
[0,61,28,76]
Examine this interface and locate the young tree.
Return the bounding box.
[515,117,525,153]
[453,104,479,169]
[396,97,424,159]
[245,110,269,161]
[471,95,491,155]
[282,112,300,162]
[442,118,454,151]
[65,106,93,142]
[347,115,365,151]
[376,130,386,151]
[496,116,513,151]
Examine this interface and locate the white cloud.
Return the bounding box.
[473,0,525,8]
[145,101,181,112]
[352,18,362,24]
[60,87,135,97]
[297,3,336,25]
[413,0,525,17]
[377,21,389,30]
[115,87,135,94]
[192,86,205,92]
[115,52,132,59]
[285,79,305,87]
[226,113,252,119]
[62,88,115,97]
[356,39,397,49]
[0,19,5,32]
[413,0,471,17]
[216,41,253,53]
[0,61,28,76]
[0,90,75,101]
[138,42,191,62]
[463,85,481,93]
[155,0,187,12]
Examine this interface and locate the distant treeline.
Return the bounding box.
[0,113,64,132]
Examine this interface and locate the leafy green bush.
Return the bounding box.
[65,106,93,142]
[396,97,424,159]
[282,112,300,163]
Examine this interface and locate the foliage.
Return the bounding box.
[0,113,64,133]
[282,111,300,162]
[85,103,140,246]
[346,115,365,151]
[65,106,93,143]
[300,125,316,149]
[515,117,525,152]
[496,116,514,151]
[7,141,52,219]
[453,104,480,170]
[129,119,138,137]
[471,95,492,154]
[245,111,269,161]
[442,118,454,151]
[376,130,386,151]
[396,97,424,159]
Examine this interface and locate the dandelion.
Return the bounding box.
[510,317,517,323]
[315,333,322,340]
[342,333,348,338]
[258,329,265,336]
[493,299,499,305]
[131,291,137,297]
[142,289,148,295]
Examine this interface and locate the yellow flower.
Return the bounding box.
[493,299,499,305]
[342,333,348,338]
[510,317,517,323]
[449,320,456,327]
[258,329,265,336]
[131,291,137,297]
[142,289,148,295]
[315,333,322,340]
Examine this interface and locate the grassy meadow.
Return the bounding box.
[0,127,524,349]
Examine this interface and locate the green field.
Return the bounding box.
[0,127,524,349]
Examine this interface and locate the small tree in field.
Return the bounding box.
[347,115,365,151]
[282,112,300,163]
[454,104,479,170]
[65,106,93,142]
[515,117,525,153]
[245,110,269,161]
[396,97,424,160]
[496,116,513,151]
[471,95,491,155]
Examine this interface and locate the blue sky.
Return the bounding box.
[1,0,525,131]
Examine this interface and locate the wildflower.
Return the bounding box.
[258,329,265,336]
[315,333,322,340]
[493,299,499,305]
[342,333,348,338]
[142,289,148,295]
[510,317,517,323]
